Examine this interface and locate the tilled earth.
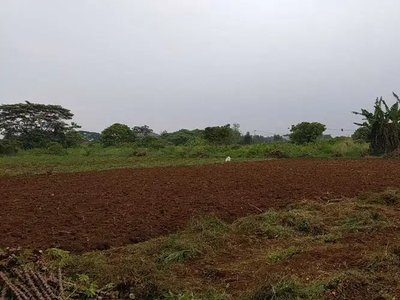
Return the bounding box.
[1,159,400,251]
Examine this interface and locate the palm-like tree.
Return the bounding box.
[352,92,400,155]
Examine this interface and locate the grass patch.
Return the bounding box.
[159,237,200,265]
[280,210,325,235]
[339,211,386,232]
[242,276,325,300]
[232,214,296,239]
[267,246,301,263]
[358,188,400,205]
[186,215,229,235]
[317,232,343,244]
[0,138,369,176]
[232,208,325,239]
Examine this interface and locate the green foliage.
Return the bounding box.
[45,248,73,268]
[242,132,253,145]
[203,125,233,144]
[136,136,170,149]
[161,129,204,146]
[203,124,241,145]
[101,123,135,147]
[289,122,326,144]
[159,238,199,265]
[0,139,20,156]
[67,274,99,298]
[351,127,370,143]
[331,139,368,158]
[0,138,369,176]
[133,125,153,139]
[63,130,84,148]
[353,92,400,155]
[340,211,386,232]
[0,101,80,149]
[273,134,285,142]
[47,142,67,155]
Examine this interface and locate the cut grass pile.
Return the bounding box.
[1,189,400,299]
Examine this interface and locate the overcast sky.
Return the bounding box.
[1,0,399,136]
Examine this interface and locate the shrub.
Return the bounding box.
[0,139,20,156]
[47,142,67,155]
[138,137,169,150]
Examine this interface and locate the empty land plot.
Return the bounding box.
[1,158,400,251]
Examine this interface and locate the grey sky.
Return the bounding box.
[1,0,399,136]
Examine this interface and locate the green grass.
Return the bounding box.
[0,138,369,176]
[267,246,301,263]
[339,211,387,232]
[232,208,325,239]
[358,189,400,206]
[243,276,325,300]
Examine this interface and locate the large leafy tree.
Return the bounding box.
[352,92,400,155]
[289,122,326,144]
[0,101,81,149]
[101,123,135,146]
[132,125,153,139]
[203,124,234,144]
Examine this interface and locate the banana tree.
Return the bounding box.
[352,92,400,155]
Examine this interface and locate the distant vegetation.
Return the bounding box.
[1,93,399,174]
[0,138,369,176]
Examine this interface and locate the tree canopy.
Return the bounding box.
[0,102,81,149]
[101,123,135,147]
[242,132,253,145]
[203,124,241,145]
[133,125,153,139]
[289,122,326,144]
[161,129,204,146]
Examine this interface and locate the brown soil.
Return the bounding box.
[1,159,400,252]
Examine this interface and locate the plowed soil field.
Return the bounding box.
[1,159,400,251]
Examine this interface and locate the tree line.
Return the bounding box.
[1,93,398,156]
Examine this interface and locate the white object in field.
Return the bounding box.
[225,156,231,162]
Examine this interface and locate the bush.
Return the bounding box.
[47,142,67,155]
[0,139,20,156]
[138,137,169,149]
